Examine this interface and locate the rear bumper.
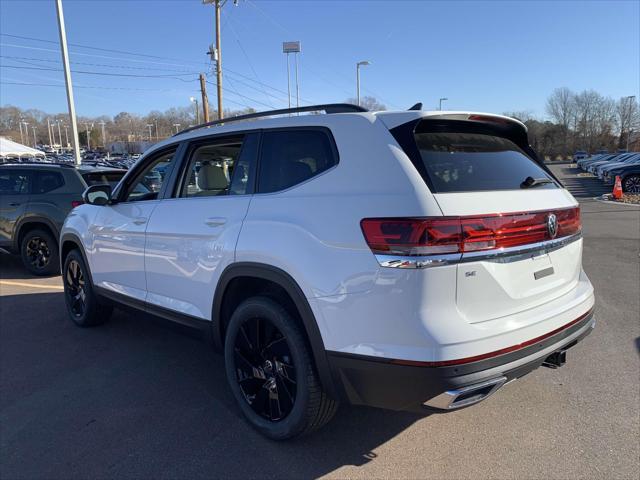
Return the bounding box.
[326,308,594,412]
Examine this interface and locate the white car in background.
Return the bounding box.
[60,103,595,439]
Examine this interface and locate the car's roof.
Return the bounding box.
[144,109,527,159]
[0,163,126,173]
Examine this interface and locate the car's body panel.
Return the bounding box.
[60,108,596,412]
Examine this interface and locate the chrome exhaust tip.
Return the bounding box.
[423,376,507,410]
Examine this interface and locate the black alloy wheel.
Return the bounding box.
[233,316,297,422]
[25,236,51,271]
[622,175,640,193]
[224,296,338,439]
[65,259,86,318]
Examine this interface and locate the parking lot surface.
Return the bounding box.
[1,164,639,479]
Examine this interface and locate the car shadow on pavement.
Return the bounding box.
[0,253,59,280]
[0,290,426,479]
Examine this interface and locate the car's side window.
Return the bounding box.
[0,170,30,195]
[124,149,176,202]
[34,171,65,194]
[257,129,337,194]
[178,133,258,198]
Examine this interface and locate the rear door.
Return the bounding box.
[0,168,31,247]
[144,132,258,319]
[395,118,582,323]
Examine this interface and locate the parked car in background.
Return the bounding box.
[573,150,588,161]
[596,154,640,178]
[587,153,635,173]
[0,163,126,275]
[603,163,640,192]
[60,104,595,439]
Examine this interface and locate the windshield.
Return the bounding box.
[82,171,126,188]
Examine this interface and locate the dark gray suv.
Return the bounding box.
[0,163,126,275]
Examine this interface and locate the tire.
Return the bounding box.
[62,249,112,327]
[622,174,640,194]
[224,296,338,440]
[20,228,59,276]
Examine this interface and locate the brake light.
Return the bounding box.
[361,207,581,256]
[71,200,83,209]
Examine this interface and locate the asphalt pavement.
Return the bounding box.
[1,163,638,479]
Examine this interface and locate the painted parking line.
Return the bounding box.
[0,280,64,291]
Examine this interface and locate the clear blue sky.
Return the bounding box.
[1,0,638,118]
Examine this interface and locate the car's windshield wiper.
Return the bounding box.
[520,176,554,189]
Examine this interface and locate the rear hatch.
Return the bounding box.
[390,115,582,323]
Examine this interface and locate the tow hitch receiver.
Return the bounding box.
[543,349,567,369]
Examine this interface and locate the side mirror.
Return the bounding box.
[83,184,112,206]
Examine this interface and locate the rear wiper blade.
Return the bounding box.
[521,176,554,188]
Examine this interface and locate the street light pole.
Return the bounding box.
[99,121,106,148]
[56,120,62,149]
[47,118,53,147]
[173,123,181,134]
[625,95,636,152]
[18,120,24,145]
[439,97,448,110]
[31,126,37,148]
[146,124,153,141]
[190,97,200,124]
[356,61,371,107]
[55,0,81,165]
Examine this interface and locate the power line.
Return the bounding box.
[1,64,199,81]
[0,80,192,92]
[0,55,198,73]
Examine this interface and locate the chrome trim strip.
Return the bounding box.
[460,232,582,263]
[375,253,462,269]
[375,233,582,269]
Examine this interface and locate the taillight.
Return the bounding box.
[71,200,83,209]
[361,207,581,257]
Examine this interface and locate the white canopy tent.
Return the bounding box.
[0,137,45,160]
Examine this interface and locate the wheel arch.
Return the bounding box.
[212,262,338,399]
[60,233,94,285]
[15,217,60,251]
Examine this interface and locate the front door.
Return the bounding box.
[89,148,177,302]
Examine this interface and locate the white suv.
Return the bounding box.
[60,104,595,439]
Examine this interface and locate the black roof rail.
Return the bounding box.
[173,103,368,137]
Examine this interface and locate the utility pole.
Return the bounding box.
[146,124,153,141]
[625,95,636,151]
[55,0,81,165]
[154,119,159,141]
[356,60,370,107]
[99,121,106,148]
[204,0,223,119]
[199,73,210,122]
[214,0,223,119]
[190,97,200,124]
[56,121,62,148]
[18,120,24,144]
[84,123,92,150]
[31,126,37,148]
[63,124,69,148]
[47,118,53,147]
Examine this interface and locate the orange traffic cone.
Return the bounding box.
[613,175,623,199]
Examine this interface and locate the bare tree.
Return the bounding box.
[546,87,575,152]
[616,96,640,149]
[345,96,386,111]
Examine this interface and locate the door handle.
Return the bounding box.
[133,218,147,225]
[205,217,227,227]
[9,202,20,207]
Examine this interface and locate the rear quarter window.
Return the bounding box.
[411,126,557,193]
[34,171,65,194]
[257,129,337,193]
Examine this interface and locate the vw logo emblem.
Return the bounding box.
[547,213,558,239]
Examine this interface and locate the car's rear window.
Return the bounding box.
[82,171,126,188]
[412,129,557,193]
